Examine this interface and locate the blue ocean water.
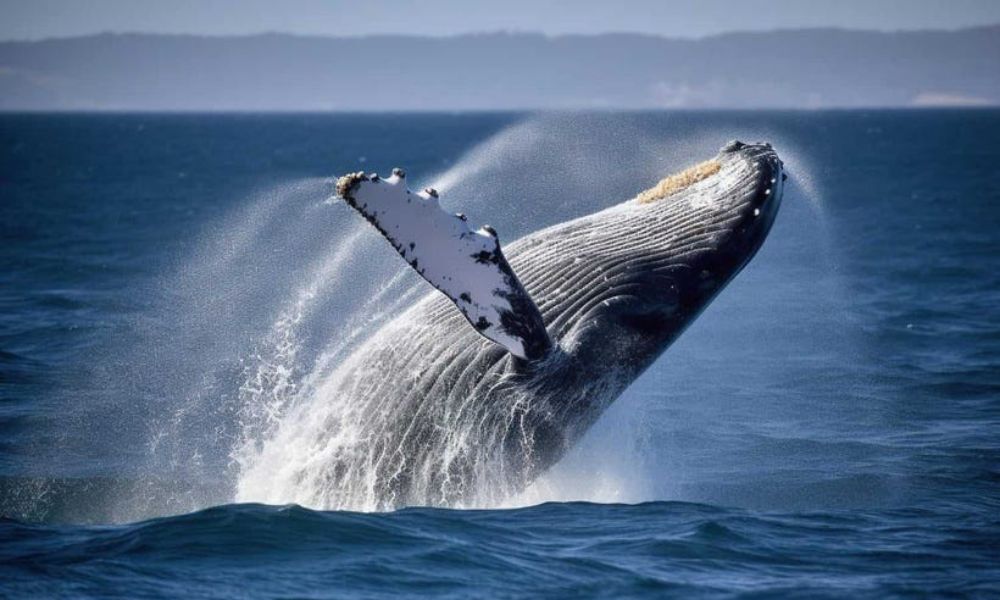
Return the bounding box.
[0,111,998,598]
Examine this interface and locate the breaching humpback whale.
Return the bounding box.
[328,141,784,509]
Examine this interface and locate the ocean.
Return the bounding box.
[1,111,997,598]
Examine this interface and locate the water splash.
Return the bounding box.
[229,226,368,472]
[95,176,411,521]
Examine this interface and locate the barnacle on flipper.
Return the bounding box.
[335,171,370,199]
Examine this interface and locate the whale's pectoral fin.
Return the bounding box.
[336,169,552,361]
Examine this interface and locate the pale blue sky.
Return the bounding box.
[1,0,999,40]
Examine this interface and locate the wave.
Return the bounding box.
[2,501,995,599]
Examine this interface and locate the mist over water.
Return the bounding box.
[123,177,426,518]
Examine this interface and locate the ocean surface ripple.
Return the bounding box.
[3,501,996,598]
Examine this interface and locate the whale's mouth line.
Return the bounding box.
[634,158,722,205]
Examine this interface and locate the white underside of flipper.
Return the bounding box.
[336,169,550,360]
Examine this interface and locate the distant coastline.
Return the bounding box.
[1,26,997,111]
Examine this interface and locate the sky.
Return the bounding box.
[1,0,999,40]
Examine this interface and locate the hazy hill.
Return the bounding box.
[1,27,997,110]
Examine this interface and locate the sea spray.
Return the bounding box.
[101,177,404,520]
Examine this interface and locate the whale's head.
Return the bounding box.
[629,140,785,306]
[536,141,784,375]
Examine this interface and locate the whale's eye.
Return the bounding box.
[635,159,721,204]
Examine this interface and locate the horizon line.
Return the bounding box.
[2,106,998,116]
[2,23,998,44]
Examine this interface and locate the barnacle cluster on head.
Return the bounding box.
[635,159,721,205]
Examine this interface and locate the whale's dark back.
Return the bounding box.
[304,143,784,509]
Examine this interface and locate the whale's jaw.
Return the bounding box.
[629,140,784,265]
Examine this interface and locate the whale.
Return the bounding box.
[315,140,784,510]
